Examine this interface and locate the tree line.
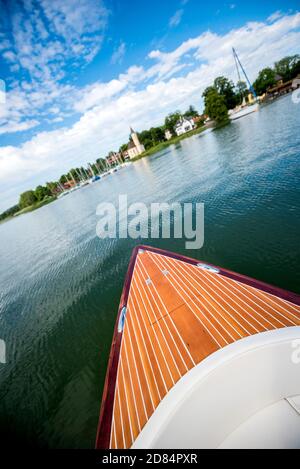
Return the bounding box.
[1,55,299,220]
[119,105,203,153]
[202,54,300,125]
[253,55,300,95]
[15,106,204,216]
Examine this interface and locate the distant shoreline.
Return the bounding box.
[0,92,293,225]
[131,124,211,161]
[1,98,285,226]
[0,196,57,224]
[1,125,214,225]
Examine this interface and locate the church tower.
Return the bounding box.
[130,127,140,148]
[130,127,145,155]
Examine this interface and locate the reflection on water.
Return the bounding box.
[0,95,299,447]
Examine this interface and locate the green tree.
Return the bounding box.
[19,190,37,209]
[202,86,215,99]
[202,87,229,124]
[96,159,107,172]
[274,55,300,81]
[60,175,68,184]
[138,129,152,146]
[46,182,58,195]
[253,68,276,95]
[291,58,300,78]
[91,163,100,174]
[142,137,154,150]
[165,112,182,135]
[0,205,20,221]
[35,185,51,202]
[184,105,199,118]
[150,127,165,144]
[119,144,128,153]
[69,169,80,183]
[195,117,205,128]
[138,127,165,149]
[214,76,238,110]
[235,81,248,103]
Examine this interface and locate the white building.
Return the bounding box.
[127,127,145,159]
[174,117,195,137]
[165,129,173,141]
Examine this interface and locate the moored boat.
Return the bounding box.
[229,47,260,121]
[96,246,300,449]
[229,103,259,120]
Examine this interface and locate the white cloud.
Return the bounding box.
[169,9,184,28]
[111,42,126,65]
[6,0,108,80]
[40,0,108,39]
[74,79,127,113]
[72,65,147,113]
[0,119,39,135]
[1,12,300,211]
[2,50,18,62]
[0,79,5,105]
[268,11,284,23]
[0,0,108,134]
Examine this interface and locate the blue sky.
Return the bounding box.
[0,0,300,211]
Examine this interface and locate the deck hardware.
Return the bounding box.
[138,249,145,254]
[197,264,220,274]
[118,306,127,333]
[162,270,169,276]
[286,397,300,416]
[146,278,152,285]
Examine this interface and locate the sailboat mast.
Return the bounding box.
[232,48,257,99]
[233,49,242,83]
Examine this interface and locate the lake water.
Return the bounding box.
[0,95,299,448]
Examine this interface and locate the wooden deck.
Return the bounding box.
[96,246,300,449]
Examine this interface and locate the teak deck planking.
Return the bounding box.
[96,246,300,449]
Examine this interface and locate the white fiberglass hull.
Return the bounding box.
[133,328,300,449]
[229,103,259,121]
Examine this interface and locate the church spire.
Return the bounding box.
[127,125,145,158]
